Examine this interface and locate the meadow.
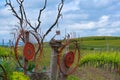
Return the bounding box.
[0,36,120,80]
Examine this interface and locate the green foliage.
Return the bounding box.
[10,72,30,80]
[80,51,120,67]
[0,36,120,80]
[40,47,52,67]
[0,47,10,57]
[79,36,120,50]
[1,58,17,79]
[80,36,120,41]
[27,62,35,72]
[67,75,80,80]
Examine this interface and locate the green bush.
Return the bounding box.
[0,47,10,57]
[80,52,120,67]
[10,72,30,80]
[1,58,16,79]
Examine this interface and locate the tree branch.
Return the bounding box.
[17,0,24,29]
[42,0,64,41]
[20,1,35,31]
[5,0,24,29]
[35,0,47,32]
[5,0,21,20]
[5,0,64,42]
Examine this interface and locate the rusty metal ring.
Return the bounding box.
[64,51,75,68]
[58,40,80,75]
[29,31,41,58]
[14,30,41,69]
[23,42,35,61]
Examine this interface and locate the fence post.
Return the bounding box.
[49,39,61,80]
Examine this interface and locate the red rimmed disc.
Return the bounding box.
[64,51,75,68]
[23,42,35,61]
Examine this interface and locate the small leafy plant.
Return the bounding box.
[10,71,30,80]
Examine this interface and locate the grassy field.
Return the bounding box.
[0,36,120,80]
[78,36,120,50]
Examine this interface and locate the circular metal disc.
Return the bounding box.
[23,42,35,61]
[64,51,75,68]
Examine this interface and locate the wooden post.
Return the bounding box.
[49,39,61,80]
[24,31,29,74]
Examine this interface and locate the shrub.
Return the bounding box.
[10,72,30,80]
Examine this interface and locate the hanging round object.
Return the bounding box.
[64,51,75,68]
[23,42,35,61]
[58,40,80,75]
[56,30,60,35]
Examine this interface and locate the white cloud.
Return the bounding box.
[67,22,95,30]
[63,0,81,13]
[97,15,110,28]
[64,13,89,20]
[67,15,110,30]
[99,16,109,22]
[97,28,120,36]
[80,0,120,10]
[24,0,43,8]
[0,7,12,16]
[0,30,10,35]
[93,0,112,7]
[111,21,120,27]
[114,14,120,17]
[66,14,120,36]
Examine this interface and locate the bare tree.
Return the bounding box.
[5,0,64,74]
[5,0,64,40]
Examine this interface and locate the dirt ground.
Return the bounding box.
[74,66,120,80]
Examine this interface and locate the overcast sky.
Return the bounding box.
[0,0,120,44]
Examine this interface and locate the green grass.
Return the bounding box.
[10,71,30,80]
[82,40,120,47]
[0,36,120,80]
[79,36,120,41]
[79,51,120,70]
[67,75,80,80]
[77,36,120,50]
[0,47,11,57]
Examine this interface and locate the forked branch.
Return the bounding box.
[5,0,48,32]
[5,0,22,29]
[5,0,64,42]
[42,0,64,42]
